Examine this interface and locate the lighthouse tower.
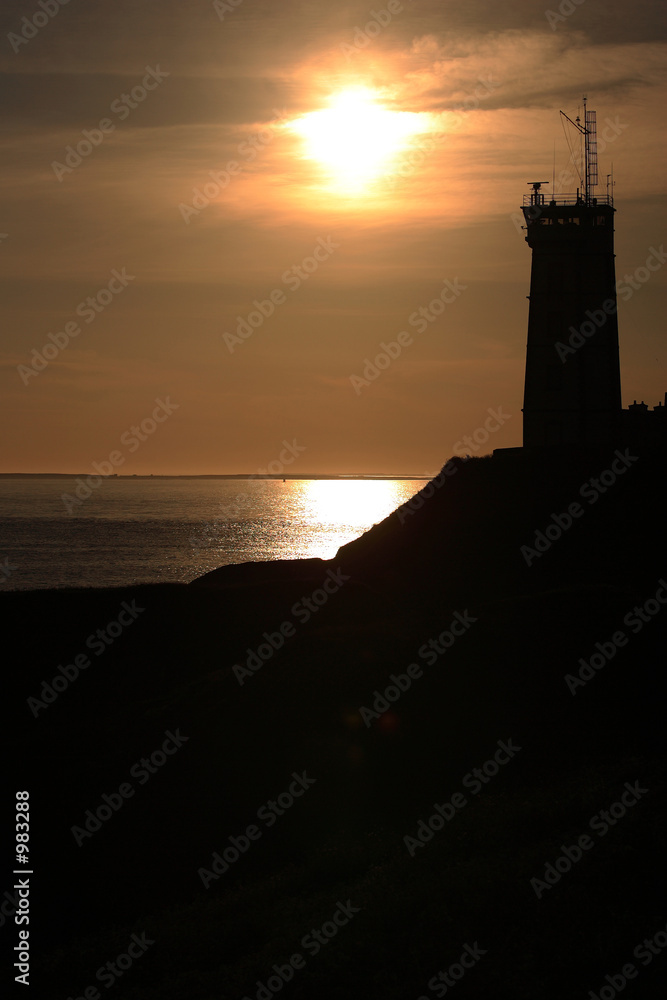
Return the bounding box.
[521,99,622,448]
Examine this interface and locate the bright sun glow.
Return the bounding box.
[298,478,413,528]
[287,87,427,193]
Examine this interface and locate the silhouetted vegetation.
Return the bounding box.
[7,446,667,998]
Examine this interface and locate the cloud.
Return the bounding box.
[1,0,665,471]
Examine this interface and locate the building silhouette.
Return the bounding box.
[519,99,664,451]
[521,101,622,448]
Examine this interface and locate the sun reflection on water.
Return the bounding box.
[0,476,429,589]
[291,478,416,530]
[194,477,429,571]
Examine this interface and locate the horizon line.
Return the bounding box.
[0,472,435,480]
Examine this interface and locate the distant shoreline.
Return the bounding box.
[0,473,432,480]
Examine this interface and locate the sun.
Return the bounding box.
[286,87,427,193]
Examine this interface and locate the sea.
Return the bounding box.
[0,477,426,592]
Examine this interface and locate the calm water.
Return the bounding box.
[0,477,424,591]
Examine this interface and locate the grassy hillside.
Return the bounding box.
[6,446,667,998]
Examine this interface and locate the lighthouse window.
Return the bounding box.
[597,216,606,225]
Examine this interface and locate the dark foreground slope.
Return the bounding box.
[6,447,667,999]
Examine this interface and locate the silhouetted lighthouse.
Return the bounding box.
[521,99,622,448]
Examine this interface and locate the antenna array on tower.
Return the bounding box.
[559,96,600,204]
[585,107,598,191]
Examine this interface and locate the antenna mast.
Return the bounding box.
[560,95,598,204]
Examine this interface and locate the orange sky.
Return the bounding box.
[1,0,666,474]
